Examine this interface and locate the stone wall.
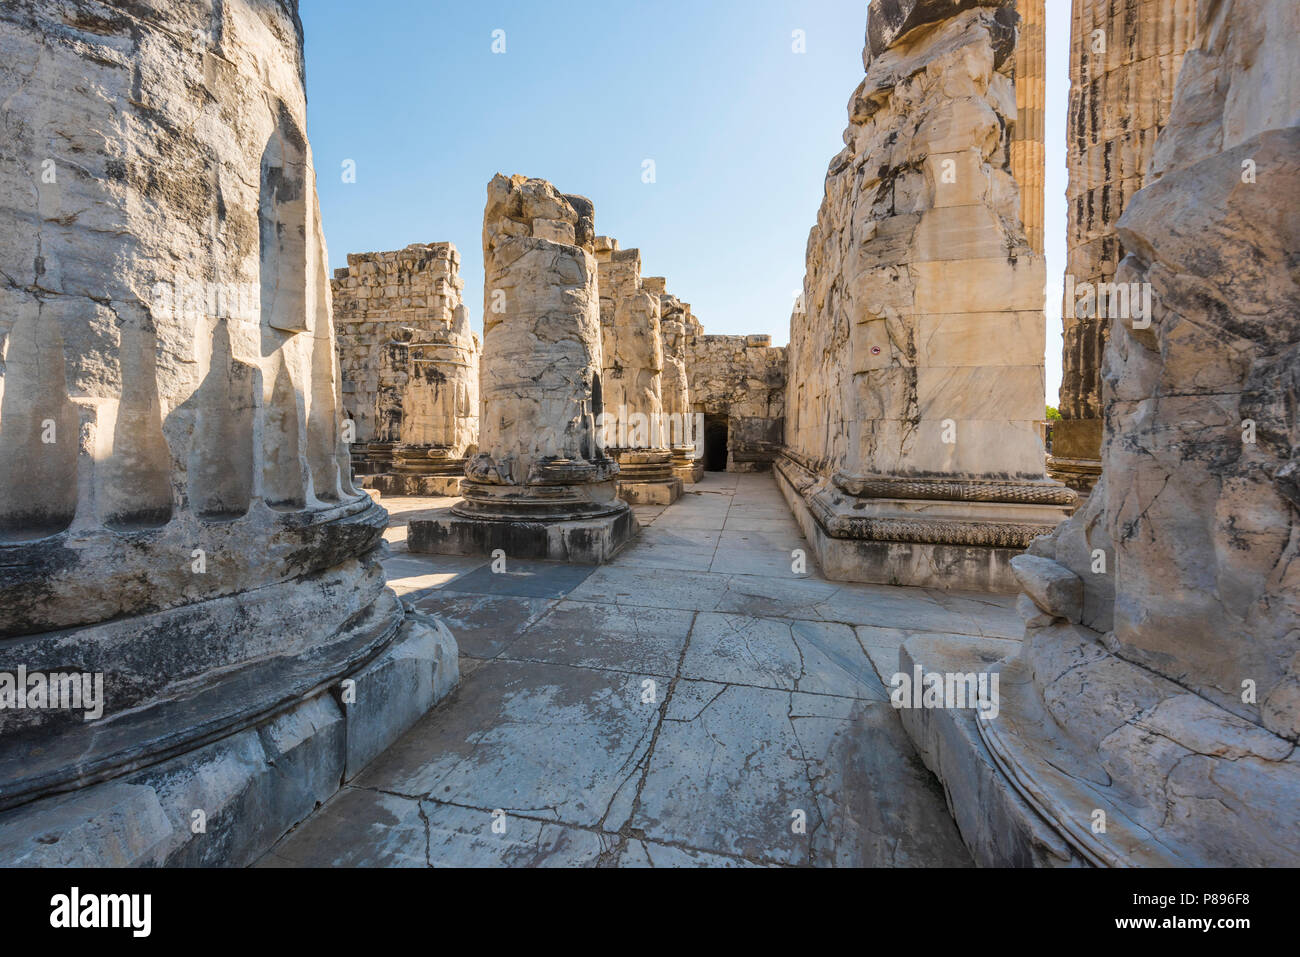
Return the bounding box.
[332,243,479,492]
[0,0,456,866]
[1051,0,1196,491]
[686,334,787,472]
[332,243,478,453]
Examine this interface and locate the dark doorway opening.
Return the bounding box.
[704,414,729,472]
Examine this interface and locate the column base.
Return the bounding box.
[0,604,459,867]
[611,449,683,505]
[775,453,1075,593]
[894,633,1085,867]
[409,477,638,564]
[671,446,705,485]
[361,447,467,497]
[1047,418,1102,494]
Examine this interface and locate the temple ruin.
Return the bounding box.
[594,238,683,506]
[333,243,480,496]
[0,0,1294,874]
[646,279,704,484]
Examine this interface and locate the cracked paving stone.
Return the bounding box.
[263,471,1023,867]
[627,680,826,865]
[349,660,662,832]
[259,788,428,868]
[442,560,598,599]
[504,601,695,678]
[412,592,556,659]
[682,613,888,700]
[567,566,728,612]
[790,694,973,867]
[613,838,764,868]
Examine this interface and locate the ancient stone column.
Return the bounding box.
[594,239,682,505]
[1011,0,1046,253]
[937,0,1299,866]
[648,278,704,484]
[333,243,480,496]
[0,0,457,866]
[1049,0,1197,493]
[779,0,1075,592]
[407,176,635,563]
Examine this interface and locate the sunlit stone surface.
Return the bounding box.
[780,0,1074,593]
[0,0,457,866]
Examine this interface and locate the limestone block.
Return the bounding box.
[341,613,459,780]
[1010,554,1083,622]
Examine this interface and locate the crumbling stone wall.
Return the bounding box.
[332,243,479,461]
[686,334,787,471]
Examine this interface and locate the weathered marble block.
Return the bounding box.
[595,239,682,506]
[780,0,1073,592]
[0,0,457,866]
[333,243,480,497]
[654,283,705,484]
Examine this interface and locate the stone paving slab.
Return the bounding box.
[504,601,695,678]
[265,472,1001,867]
[442,560,597,599]
[681,613,887,700]
[626,680,821,865]
[350,660,660,832]
[410,592,556,660]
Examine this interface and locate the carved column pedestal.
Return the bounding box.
[611,448,683,506]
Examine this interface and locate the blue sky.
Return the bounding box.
[302,0,1070,405]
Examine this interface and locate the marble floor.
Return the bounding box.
[260,471,1023,867]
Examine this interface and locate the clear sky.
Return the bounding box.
[302,0,1070,406]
